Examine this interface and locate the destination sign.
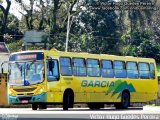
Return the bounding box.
[17,54,37,60]
[9,52,44,61]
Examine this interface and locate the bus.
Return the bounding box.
[7,49,158,110]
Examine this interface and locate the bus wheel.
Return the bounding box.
[121,92,130,109]
[88,103,96,110]
[63,92,73,110]
[39,103,47,110]
[32,103,38,110]
[115,92,130,109]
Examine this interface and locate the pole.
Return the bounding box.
[65,12,71,52]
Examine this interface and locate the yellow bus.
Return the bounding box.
[7,49,158,110]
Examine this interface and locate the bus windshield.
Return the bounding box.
[8,61,44,86]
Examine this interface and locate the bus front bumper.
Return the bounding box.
[9,92,47,104]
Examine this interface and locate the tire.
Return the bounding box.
[39,103,47,110]
[88,103,96,110]
[115,92,130,109]
[63,92,73,110]
[32,103,38,110]
[121,92,130,109]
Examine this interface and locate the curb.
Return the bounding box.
[143,106,160,112]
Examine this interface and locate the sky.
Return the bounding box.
[2,0,119,19]
[2,0,29,19]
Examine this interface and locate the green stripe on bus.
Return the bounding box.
[64,78,73,80]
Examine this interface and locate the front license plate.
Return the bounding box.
[22,100,29,103]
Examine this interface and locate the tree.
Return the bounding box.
[5,14,23,43]
[137,39,160,62]
[119,28,160,63]
[16,0,50,31]
[73,0,119,54]
[128,0,155,33]
[48,0,84,51]
[0,0,11,42]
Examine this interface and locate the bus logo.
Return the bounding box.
[81,80,114,87]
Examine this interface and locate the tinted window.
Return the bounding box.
[47,60,59,81]
[73,58,86,76]
[126,62,139,79]
[150,63,155,79]
[138,62,150,79]
[101,60,114,78]
[114,61,127,78]
[60,57,72,76]
[87,59,100,77]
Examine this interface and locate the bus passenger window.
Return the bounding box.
[87,59,100,77]
[47,60,59,81]
[150,63,155,79]
[114,61,127,78]
[60,57,72,76]
[138,62,150,79]
[72,58,86,76]
[101,60,114,78]
[126,62,139,79]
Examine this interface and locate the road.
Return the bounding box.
[0,107,160,120]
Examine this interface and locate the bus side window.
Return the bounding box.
[87,59,100,77]
[150,63,155,79]
[60,57,72,76]
[114,61,127,78]
[101,60,114,78]
[126,62,139,79]
[47,60,59,81]
[72,58,86,76]
[138,62,150,79]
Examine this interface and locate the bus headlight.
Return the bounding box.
[8,89,12,95]
[40,88,43,92]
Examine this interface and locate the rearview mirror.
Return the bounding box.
[48,60,54,72]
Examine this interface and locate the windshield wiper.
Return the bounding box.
[26,60,36,70]
[24,80,30,86]
[15,62,22,70]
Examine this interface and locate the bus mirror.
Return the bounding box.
[1,61,9,74]
[1,62,5,74]
[48,60,53,72]
[1,68,4,74]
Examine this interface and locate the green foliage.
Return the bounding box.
[48,32,66,51]
[73,0,119,54]
[136,40,160,62]
[120,29,160,62]
[1,0,160,65]
[7,40,23,52]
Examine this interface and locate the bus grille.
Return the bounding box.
[19,97,32,101]
[13,87,37,92]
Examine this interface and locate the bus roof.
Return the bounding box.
[10,49,155,63]
[10,50,44,55]
[46,49,155,63]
